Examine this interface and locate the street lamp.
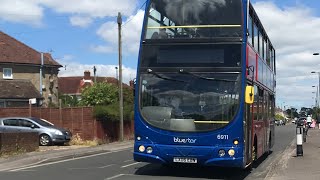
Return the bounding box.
[312,85,318,107]
[115,66,118,80]
[311,71,320,108]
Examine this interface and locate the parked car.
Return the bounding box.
[0,117,72,146]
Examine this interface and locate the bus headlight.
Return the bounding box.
[146,147,153,154]
[233,140,239,145]
[228,149,235,156]
[138,145,145,152]
[218,149,226,157]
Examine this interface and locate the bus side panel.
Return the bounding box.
[253,120,265,158]
[247,44,270,159]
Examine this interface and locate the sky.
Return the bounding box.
[1,0,320,110]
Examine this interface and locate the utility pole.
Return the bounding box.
[117,12,124,142]
[318,72,320,108]
[40,52,44,96]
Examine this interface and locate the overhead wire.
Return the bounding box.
[122,0,147,28]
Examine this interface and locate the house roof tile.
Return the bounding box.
[0,31,62,67]
[0,79,42,99]
[58,76,130,95]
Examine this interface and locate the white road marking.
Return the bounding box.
[98,164,115,169]
[8,148,131,172]
[105,174,126,180]
[123,159,133,162]
[69,164,115,170]
[121,162,140,168]
[0,159,49,172]
[17,170,36,172]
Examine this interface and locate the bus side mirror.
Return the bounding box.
[245,86,254,104]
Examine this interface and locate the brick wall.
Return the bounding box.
[0,132,39,154]
[0,107,134,142]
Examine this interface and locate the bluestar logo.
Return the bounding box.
[173,137,197,144]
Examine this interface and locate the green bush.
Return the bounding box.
[275,114,285,120]
[93,102,133,122]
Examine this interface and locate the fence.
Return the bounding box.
[0,107,134,142]
[0,132,39,154]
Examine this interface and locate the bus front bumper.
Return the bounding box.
[133,144,244,168]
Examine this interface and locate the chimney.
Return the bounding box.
[84,71,91,80]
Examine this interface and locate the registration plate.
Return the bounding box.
[173,157,197,164]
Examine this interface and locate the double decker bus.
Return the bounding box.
[133,0,276,169]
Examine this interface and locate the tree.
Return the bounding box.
[81,82,135,122]
[80,83,118,106]
[286,107,298,118]
[275,114,285,120]
[59,94,80,107]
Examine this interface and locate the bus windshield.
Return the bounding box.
[140,72,240,132]
[144,0,243,40]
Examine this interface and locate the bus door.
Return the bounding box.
[244,100,253,165]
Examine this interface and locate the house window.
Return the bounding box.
[3,68,12,79]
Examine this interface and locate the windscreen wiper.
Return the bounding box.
[179,69,237,82]
[147,69,187,83]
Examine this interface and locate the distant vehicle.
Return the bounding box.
[275,119,285,126]
[291,119,295,123]
[296,117,307,127]
[0,117,72,146]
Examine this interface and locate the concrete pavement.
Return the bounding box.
[0,140,133,171]
[268,127,320,180]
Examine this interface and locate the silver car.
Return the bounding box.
[0,117,72,146]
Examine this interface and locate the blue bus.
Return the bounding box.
[134,0,276,169]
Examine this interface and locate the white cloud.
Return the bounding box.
[254,2,320,55]
[94,10,144,54]
[0,0,137,27]
[254,2,320,108]
[42,0,138,28]
[70,16,93,28]
[0,0,43,26]
[90,45,114,53]
[41,0,136,18]
[58,61,136,85]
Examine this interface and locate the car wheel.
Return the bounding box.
[39,134,52,146]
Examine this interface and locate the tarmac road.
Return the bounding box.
[0,124,296,180]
